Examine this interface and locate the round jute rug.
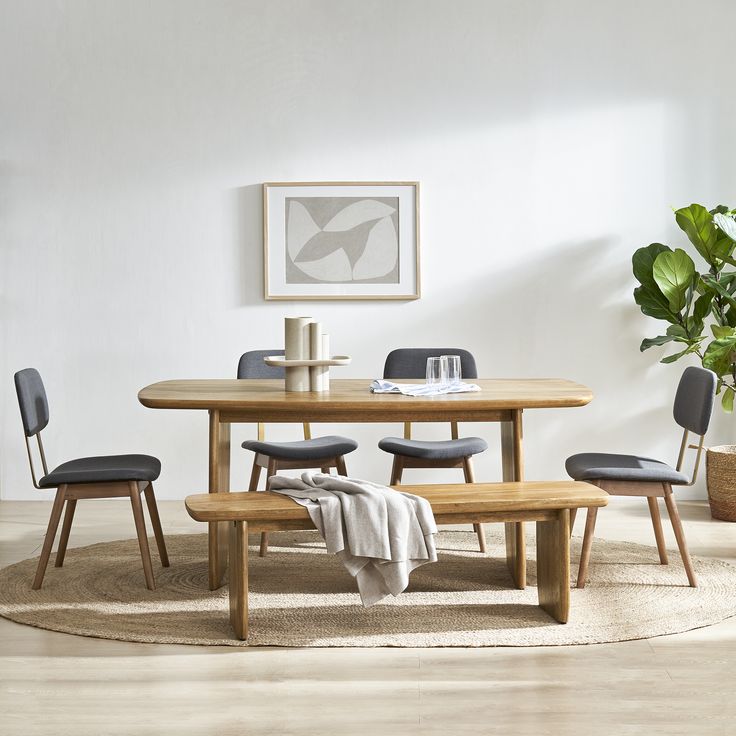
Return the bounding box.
[0,530,734,647]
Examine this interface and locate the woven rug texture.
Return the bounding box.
[0,530,734,647]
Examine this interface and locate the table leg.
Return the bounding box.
[229,520,248,640]
[536,509,570,623]
[208,410,231,590]
[501,409,526,589]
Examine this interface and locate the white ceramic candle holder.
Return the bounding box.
[274,318,349,392]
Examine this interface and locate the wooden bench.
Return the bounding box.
[185,481,608,640]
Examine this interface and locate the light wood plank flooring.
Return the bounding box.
[0,498,734,735]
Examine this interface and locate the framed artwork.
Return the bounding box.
[263,181,420,300]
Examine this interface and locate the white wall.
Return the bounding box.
[2,0,735,501]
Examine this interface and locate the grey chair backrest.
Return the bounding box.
[15,368,49,437]
[383,348,478,380]
[237,350,285,380]
[673,366,717,435]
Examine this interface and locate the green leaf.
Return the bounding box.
[701,274,736,309]
[652,248,695,312]
[661,344,699,364]
[710,205,731,216]
[702,336,736,376]
[666,324,688,338]
[693,291,714,320]
[640,335,676,351]
[675,203,734,265]
[714,213,736,243]
[712,325,736,339]
[722,387,734,412]
[633,243,672,291]
[634,285,679,322]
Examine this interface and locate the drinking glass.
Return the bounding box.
[442,355,462,385]
[426,357,447,386]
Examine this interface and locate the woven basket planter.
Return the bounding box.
[706,445,736,521]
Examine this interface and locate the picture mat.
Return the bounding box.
[265,184,418,299]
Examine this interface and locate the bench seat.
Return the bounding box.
[185,481,608,640]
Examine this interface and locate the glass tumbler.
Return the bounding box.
[426,357,447,386]
[442,355,462,385]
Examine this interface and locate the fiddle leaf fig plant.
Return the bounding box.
[633,204,736,411]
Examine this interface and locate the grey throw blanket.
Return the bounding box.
[269,472,438,607]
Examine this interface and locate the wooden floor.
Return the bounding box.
[1,497,734,735]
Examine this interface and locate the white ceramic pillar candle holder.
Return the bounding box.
[284,316,312,392]
[309,321,325,391]
[268,318,350,392]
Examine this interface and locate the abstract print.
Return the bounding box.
[285,197,399,284]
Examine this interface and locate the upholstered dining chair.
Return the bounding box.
[14,368,169,590]
[566,365,716,589]
[378,348,489,552]
[238,350,358,556]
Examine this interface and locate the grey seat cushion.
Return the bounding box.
[565,452,688,485]
[378,436,488,460]
[241,435,358,461]
[39,454,161,488]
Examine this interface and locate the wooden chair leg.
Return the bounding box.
[32,486,67,589]
[663,486,697,587]
[129,482,156,590]
[248,459,262,492]
[55,498,77,568]
[335,455,347,476]
[260,459,278,557]
[472,523,487,553]
[389,456,404,485]
[569,508,577,536]
[320,466,331,474]
[647,496,668,565]
[576,506,598,589]
[143,483,170,567]
[463,457,486,553]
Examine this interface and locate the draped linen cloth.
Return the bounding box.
[269,472,438,606]
[369,379,481,396]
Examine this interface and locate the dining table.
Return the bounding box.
[137,377,593,591]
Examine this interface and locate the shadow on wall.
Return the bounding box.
[230,183,265,309]
[409,237,673,465]
[344,236,682,479]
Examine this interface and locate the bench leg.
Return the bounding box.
[229,520,249,640]
[536,509,570,624]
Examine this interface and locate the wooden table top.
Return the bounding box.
[138,378,593,419]
[185,481,608,523]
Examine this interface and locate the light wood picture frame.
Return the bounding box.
[263,181,420,301]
